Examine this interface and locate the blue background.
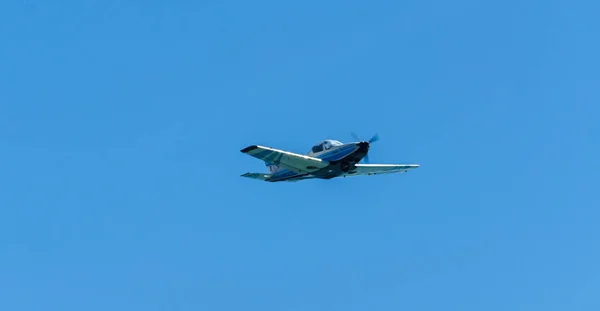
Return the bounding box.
[1,1,598,310]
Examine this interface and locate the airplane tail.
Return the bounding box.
[239,162,280,182]
[241,172,270,181]
[265,162,282,174]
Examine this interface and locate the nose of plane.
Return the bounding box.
[357,141,369,150]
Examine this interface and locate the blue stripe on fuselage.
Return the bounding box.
[316,145,358,161]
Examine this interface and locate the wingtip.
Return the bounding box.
[240,145,258,153]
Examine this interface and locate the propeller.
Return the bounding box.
[351,132,379,143]
[350,132,380,163]
[368,133,379,144]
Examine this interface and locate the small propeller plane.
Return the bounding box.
[240,133,419,182]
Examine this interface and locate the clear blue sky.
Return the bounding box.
[1,1,598,310]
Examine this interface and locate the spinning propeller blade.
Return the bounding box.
[364,153,370,164]
[350,132,380,163]
[368,133,379,143]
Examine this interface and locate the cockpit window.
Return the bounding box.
[310,140,343,153]
[311,144,323,153]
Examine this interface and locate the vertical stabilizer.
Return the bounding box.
[265,162,281,174]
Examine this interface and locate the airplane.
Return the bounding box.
[240,133,419,182]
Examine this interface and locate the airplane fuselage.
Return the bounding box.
[240,136,419,182]
[267,140,369,182]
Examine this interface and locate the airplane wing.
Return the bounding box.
[240,145,329,174]
[343,164,419,177]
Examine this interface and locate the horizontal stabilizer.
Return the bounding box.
[241,172,270,181]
